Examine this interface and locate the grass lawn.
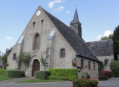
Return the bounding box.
[17,79,65,83]
[0,76,10,81]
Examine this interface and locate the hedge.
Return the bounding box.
[110,61,119,77]
[98,76,108,81]
[7,70,25,78]
[35,71,50,80]
[49,69,78,80]
[0,69,7,76]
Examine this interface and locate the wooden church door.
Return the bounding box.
[32,59,40,77]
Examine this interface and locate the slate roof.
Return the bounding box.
[43,8,99,62]
[86,40,114,56]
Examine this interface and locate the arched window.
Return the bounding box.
[94,62,95,70]
[60,48,65,58]
[33,33,40,50]
[33,22,35,27]
[13,53,16,60]
[81,59,84,69]
[88,61,91,70]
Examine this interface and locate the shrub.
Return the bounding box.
[0,69,7,76]
[100,70,111,78]
[35,71,50,80]
[110,61,119,77]
[7,70,25,78]
[98,76,108,80]
[73,79,98,87]
[81,72,90,79]
[49,69,78,80]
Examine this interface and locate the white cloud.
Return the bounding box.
[96,30,113,40]
[96,35,103,40]
[66,10,70,14]
[104,30,113,37]
[5,36,13,42]
[54,6,64,12]
[48,0,64,8]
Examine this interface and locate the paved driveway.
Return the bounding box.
[0,78,119,87]
[98,78,119,87]
[0,81,72,87]
[0,78,72,87]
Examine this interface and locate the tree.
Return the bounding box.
[18,53,36,69]
[113,25,119,60]
[1,48,12,69]
[101,34,113,40]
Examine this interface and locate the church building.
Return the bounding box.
[7,6,100,77]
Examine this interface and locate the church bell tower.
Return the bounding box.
[70,9,82,38]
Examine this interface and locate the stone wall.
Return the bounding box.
[76,57,99,78]
[97,55,114,71]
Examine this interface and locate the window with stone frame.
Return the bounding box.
[94,62,95,70]
[88,61,91,70]
[13,53,16,60]
[81,59,84,69]
[60,48,65,58]
[33,33,40,50]
[33,22,35,27]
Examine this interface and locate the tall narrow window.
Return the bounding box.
[88,61,91,70]
[41,20,44,24]
[81,59,84,69]
[33,33,40,50]
[13,53,16,60]
[60,48,65,58]
[33,22,35,27]
[94,62,95,70]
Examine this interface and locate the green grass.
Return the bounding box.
[0,76,10,81]
[17,79,65,83]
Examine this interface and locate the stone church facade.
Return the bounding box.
[7,6,100,77]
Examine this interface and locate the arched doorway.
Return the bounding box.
[32,59,40,76]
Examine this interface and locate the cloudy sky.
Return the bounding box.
[0,0,119,53]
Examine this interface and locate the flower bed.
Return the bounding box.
[73,79,98,87]
[100,70,111,78]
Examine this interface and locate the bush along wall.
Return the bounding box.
[110,61,119,77]
[98,76,108,81]
[35,71,50,80]
[100,70,111,78]
[7,70,25,78]
[49,69,78,80]
[0,69,7,76]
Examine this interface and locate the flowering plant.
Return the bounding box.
[73,79,98,87]
[72,61,77,67]
[100,70,111,78]
[4,63,9,67]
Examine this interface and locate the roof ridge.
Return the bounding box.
[86,39,112,43]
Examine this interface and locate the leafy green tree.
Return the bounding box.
[101,34,113,40]
[18,53,36,69]
[113,25,119,60]
[2,48,12,69]
[40,55,46,67]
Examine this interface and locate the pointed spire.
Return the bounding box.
[70,9,79,24]
[69,8,82,38]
